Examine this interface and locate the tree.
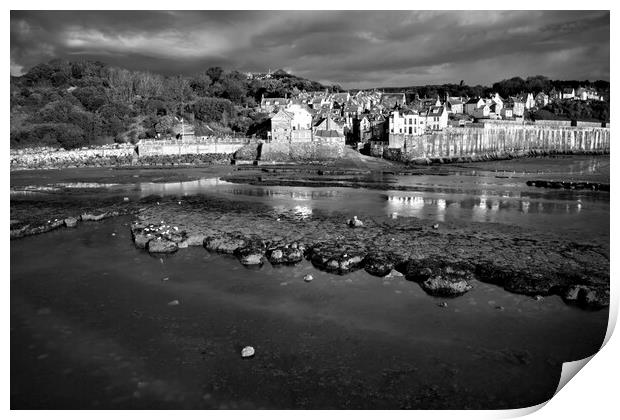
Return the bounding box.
[192,97,235,123]
[206,67,224,83]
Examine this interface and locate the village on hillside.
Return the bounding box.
[252,84,606,153]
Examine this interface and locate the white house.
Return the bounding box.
[389,109,425,136]
[424,105,448,131]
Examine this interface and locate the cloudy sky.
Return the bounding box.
[10,10,610,88]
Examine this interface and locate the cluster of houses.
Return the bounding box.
[258,85,605,147]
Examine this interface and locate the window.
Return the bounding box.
[409,127,412,134]
[409,118,412,124]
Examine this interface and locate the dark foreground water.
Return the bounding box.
[11,217,608,409]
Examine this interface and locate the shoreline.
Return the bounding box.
[10,144,610,172]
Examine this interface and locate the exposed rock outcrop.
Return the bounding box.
[403,258,475,297]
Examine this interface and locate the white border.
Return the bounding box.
[5,2,617,419]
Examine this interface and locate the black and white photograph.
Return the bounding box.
[8,5,614,413]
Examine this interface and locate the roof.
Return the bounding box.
[315,129,342,138]
[262,97,288,105]
[465,98,481,104]
[271,109,294,120]
[428,105,445,115]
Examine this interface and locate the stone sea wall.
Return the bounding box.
[10,144,232,170]
[137,138,252,156]
[10,145,135,170]
[385,126,609,163]
[259,137,346,162]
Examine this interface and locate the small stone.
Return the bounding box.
[391,212,398,219]
[241,346,255,358]
[432,223,439,229]
[168,300,180,306]
[303,274,313,282]
[438,301,448,308]
[534,295,543,301]
[495,305,505,311]
[123,197,129,202]
[348,216,364,228]
[162,277,170,282]
[64,217,78,228]
[112,233,116,236]
[386,269,404,278]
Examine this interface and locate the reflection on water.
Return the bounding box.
[138,178,233,196]
[11,157,609,241]
[115,175,611,240]
[384,191,594,229]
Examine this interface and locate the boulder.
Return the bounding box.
[347,216,364,228]
[404,258,475,297]
[147,238,178,254]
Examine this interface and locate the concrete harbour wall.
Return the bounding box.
[386,126,609,162]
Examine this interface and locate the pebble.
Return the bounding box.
[168,300,180,306]
[432,223,439,229]
[123,197,129,202]
[303,274,313,282]
[241,346,255,358]
[534,295,544,301]
[162,277,170,282]
[438,302,448,308]
[495,305,505,311]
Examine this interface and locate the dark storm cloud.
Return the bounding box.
[10,10,609,88]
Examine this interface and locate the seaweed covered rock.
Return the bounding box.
[403,258,475,297]
[267,242,305,265]
[308,243,366,274]
[561,284,609,309]
[363,252,396,277]
[185,234,206,246]
[235,241,267,266]
[476,261,563,296]
[147,238,178,254]
[204,233,247,254]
